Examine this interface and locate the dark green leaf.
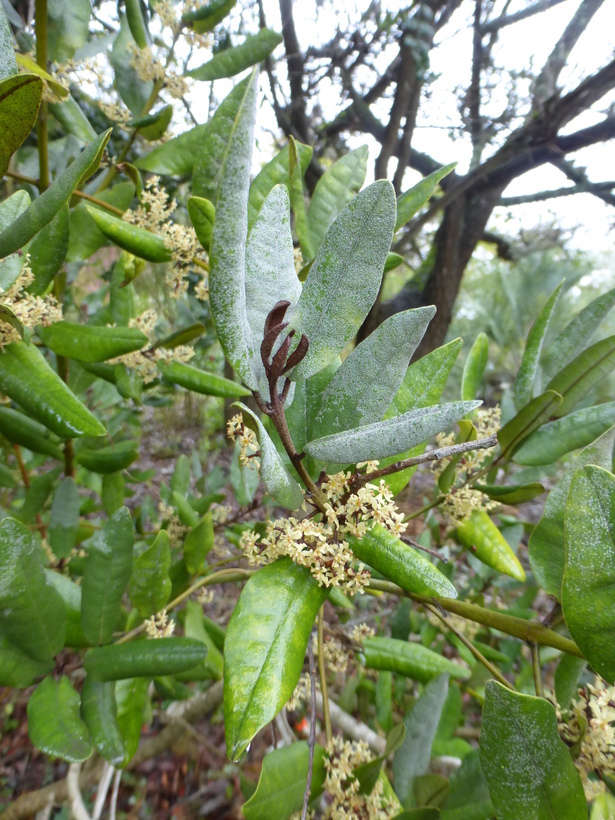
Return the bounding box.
[395,163,455,232]
[66,182,135,263]
[472,482,544,504]
[184,600,223,680]
[159,361,252,397]
[348,524,457,598]
[0,630,53,687]
[307,146,368,254]
[497,390,562,459]
[0,405,63,458]
[101,472,125,515]
[480,681,586,820]
[0,129,112,259]
[85,207,172,262]
[47,0,90,62]
[48,477,80,559]
[182,0,237,33]
[116,676,149,764]
[80,677,125,765]
[135,123,209,175]
[224,558,328,760]
[48,94,97,143]
[188,196,215,251]
[528,425,615,598]
[27,676,93,762]
[355,723,406,795]
[84,637,209,680]
[440,750,492,820]
[45,569,88,647]
[363,638,470,683]
[0,517,66,662]
[129,530,172,617]
[563,466,615,684]
[0,190,31,290]
[81,507,134,645]
[554,654,587,712]
[0,73,43,178]
[39,321,148,363]
[75,440,139,474]
[243,742,326,820]
[189,29,282,82]
[125,0,150,48]
[461,333,488,401]
[515,282,563,409]
[183,513,215,574]
[110,14,153,115]
[16,466,59,524]
[27,204,69,294]
[546,335,615,418]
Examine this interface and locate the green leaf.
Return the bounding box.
[479,681,586,820]
[546,335,615,418]
[48,94,97,143]
[497,390,562,459]
[66,182,135,263]
[129,530,172,617]
[0,190,31,290]
[515,282,563,409]
[85,207,172,263]
[182,0,237,33]
[562,466,615,683]
[513,401,615,466]
[208,69,259,389]
[362,637,470,683]
[188,195,215,251]
[154,323,207,350]
[75,440,139,474]
[289,180,396,380]
[48,477,80,559]
[236,403,305,510]
[184,600,223,679]
[243,742,326,820]
[81,507,134,645]
[248,140,312,231]
[0,405,63,458]
[47,0,90,62]
[135,122,209,175]
[528,425,615,598]
[305,401,480,464]
[461,333,488,401]
[0,517,66,661]
[440,750,492,820]
[310,307,436,441]
[183,513,215,574]
[110,14,153,115]
[348,524,457,598]
[80,677,125,765]
[0,2,17,80]
[384,252,404,273]
[307,146,368,254]
[16,466,60,525]
[542,286,615,382]
[189,29,282,82]
[554,654,587,711]
[395,164,456,232]
[393,674,449,808]
[84,637,209,680]
[15,53,68,98]
[455,511,526,582]
[224,558,328,760]
[472,482,544,505]
[433,684,471,760]
[27,676,93,762]
[245,184,302,397]
[0,73,43,178]
[171,454,191,495]
[0,629,53,686]
[45,569,88,647]
[39,321,148,363]
[115,676,149,764]
[159,360,252,397]
[27,204,69,294]
[125,0,150,49]
[376,670,394,731]
[0,128,112,259]
[355,723,406,795]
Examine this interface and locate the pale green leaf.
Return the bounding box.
[515,282,563,409]
[0,74,43,178]
[0,190,31,290]
[248,140,312,230]
[188,29,282,82]
[136,123,208,175]
[0,2,17,80]
[110,14,153,115]
[461,333,488,401]
[129,530,172,618]
[395,163,456,232]
[546,335,615,418]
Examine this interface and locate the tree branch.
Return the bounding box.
[500,181,615,206]
[481,0,567,33]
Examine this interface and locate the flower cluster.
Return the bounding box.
[239,470,407,594]
[128,44,191,100]
[145,609,175,638]
[316,635,349,676]
[287,672,312,711]
[226,413,259,469]
[156,0,213,49]
[158,499,189,547]
[0,262,62,347]
[433,406,501,523]
[123,176,207,298]
[322,737,399,819]
[559,678,615,800]
[109,309,194,384]
[349,624,376,645]
[195,587,213,606]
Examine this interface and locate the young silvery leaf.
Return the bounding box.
[310,306,436,440]
[289,179,396,380]
[305,400,480,464]
[247,140,312,230]
[207,69,259,390]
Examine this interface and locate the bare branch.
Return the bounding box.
[533,0,606,105]
[482,0,567,33]
[500,181,615,206]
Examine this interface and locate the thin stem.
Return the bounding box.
[318,607,332,744]
[368,578,585,658]
[55,353,74,477]
[35,0,49,191]
[530,643,545,697]
[5,171,126,214]
[401,535,448,563]
[404,495,445,522]
[302,635,317,820]
[352,435,498,489]
[426,602,514,690]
